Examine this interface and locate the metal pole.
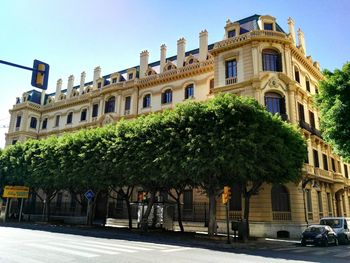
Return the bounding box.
[0,59,39,72]
[4,198,9,223]
[19,199,24,223]
[226,202,230,244]
[86,200,90,225]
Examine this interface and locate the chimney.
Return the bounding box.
[199,30,208,61]
[79,71,86,95]
[55,79,62,100]
[67,75,74,97]
[40,90,46,105]
[139,50,149,78]
[177,37,186,68]
[93,66,101,89]
[160,44,167,73]
[288,17,296,44]
[298,28,306,54]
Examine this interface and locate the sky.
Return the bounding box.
[0,0,349,148]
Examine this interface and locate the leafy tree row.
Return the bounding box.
[0,94,307,237]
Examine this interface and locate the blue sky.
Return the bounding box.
[0,0,349,148]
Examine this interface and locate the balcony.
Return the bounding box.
[225,77,237,85]
[299,120,322,138]
[272,211,292,221]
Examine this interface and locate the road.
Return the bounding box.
[0,225,350,263]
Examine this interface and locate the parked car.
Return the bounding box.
[301,225,338,246]
[320,217,350,244]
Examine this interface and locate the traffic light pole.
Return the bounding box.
[0,59,40,72]
[226,201,230,244]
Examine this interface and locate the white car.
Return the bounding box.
[320,217,350,244]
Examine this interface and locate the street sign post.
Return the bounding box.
[84,190,95,225]
[2,186,29,223]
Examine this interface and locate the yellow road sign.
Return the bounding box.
[3,186,29,198]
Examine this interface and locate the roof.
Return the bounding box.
[25,14,286,104]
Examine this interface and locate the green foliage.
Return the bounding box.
[316,62,350,160]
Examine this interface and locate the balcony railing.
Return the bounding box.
[272,211,292,221]
[225,77,237,85]
[299,120,322,138]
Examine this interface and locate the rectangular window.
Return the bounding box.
[16,115,21,128]
[112,78,117,83]
[344,164,349,178]
[12,139,18,145]
[331,158,336,172]
[67,113,72,124]
[81,109,87,121]
[185,84,194,99]
[92,104,99,118]
[309,111,315,128]
[183,189,193,210]
[30,117,37,129]
[317,191,323,213]
[327,193,333,215]
[306,189,312,213]
[306,80,310,92]
[128,73,133,80]
[227,29,236,38]
[322,154,328,171]
[298,103,305,122]
[55,115,60,127]
[42,118,48,130]
[262,51,281,72]
[295,70,300,83]
[225,59,237,79]
[264,23,273,30]
[125,96,131,111]
[313,149,319,168]
[97,82,102,89]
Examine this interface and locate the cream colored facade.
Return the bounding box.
[6,14,350,238]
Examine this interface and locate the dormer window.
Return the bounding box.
[97,82,102,89]
[128,73,133,80]
[228,29,236,38]
[264,23,273,30]
[112,78,117,83]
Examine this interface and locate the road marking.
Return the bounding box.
[27,243,98,258]
[125,240,183,249]
[51,242,120,255]
[82,240,151,251]
[160,247,192,253]
[0,254,45,263]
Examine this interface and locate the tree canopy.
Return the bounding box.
[316,62,350,161]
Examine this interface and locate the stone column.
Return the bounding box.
[93,66,101,89]
[198,30,208,62]
[177,38,186,68]
[288,17,296,44]
[298,28,306,54]
[67,75,74,97]
[139,50,149,78]
[79,71,86,95]
[160,44,167,73]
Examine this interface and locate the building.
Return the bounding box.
[6,14,350,238]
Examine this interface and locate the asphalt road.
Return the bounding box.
[0,225,349,263]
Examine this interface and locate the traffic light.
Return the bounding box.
[31,59,49,90]
[222,186,231,204]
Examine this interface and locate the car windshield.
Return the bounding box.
[320,219,342,228]
[304,227,325,234]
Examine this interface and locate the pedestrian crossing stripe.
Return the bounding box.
[27,243,98,258]
[82,240,153,251]
[51,242,121,255]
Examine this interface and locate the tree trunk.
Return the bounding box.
[176,198,184,232]
[125,199,132,229]
[243,194,250,242]
[141,191,156,231]
[208,191,217,236]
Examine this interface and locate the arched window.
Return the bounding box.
[66,112,73,124]
[184,84,194,99]
[30,117,37,129]
[262,49,282,72]
[143,94,151,108]
[264,92,287,120]
[209,78,214,94]
[105,96,116,113]
[161,89,172,104]
[294,66,300,83]
[229,183,242,211]
[271,185,290,212]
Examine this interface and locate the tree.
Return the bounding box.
[169,94,307,237]
[316,62,350,160]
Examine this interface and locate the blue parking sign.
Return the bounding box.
[84,190,95,201]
